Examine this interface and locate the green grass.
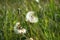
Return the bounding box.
[0,0,60,40]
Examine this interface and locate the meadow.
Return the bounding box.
[0,0,60,40]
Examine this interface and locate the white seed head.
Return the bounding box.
[36,0,39,3]
[21,28,26,34]
[26,11,34,21]
[29,16,38,23]
[17,29,22,34]
[14,22,22,34]
[30,38,34,40]
[25,37,34,40]
[26,11,38,23]
[14,28,26,34]
[14,23,26,34]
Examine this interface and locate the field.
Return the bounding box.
[0,0,60,40]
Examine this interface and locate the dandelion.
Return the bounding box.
[17,29,22,34]
[21,28,26,34]
[29,16,38,23]
[26,11,34,21]
[14,22,26,34]
[14,22,21,34]
[26,37,34,40]
[26,11,38,23]
[29,38,34,40]
[35,0,39,3]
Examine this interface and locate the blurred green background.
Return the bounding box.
[0,0,60,40]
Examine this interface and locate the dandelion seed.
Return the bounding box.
[26,11,38,23]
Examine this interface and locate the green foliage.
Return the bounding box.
[0,0,60,40]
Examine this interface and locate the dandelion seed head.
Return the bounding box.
[29,17,38,23]
[35,0,39,3]
[14,27,26,34]
[30,38,34,40]
[26,11,34,21]
[18,29,22,34]
[25,37,34,40]
[14,22,26,34]
[21,28,26,34]
[26,11,38,23]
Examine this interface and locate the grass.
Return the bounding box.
[0,0,60,40]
